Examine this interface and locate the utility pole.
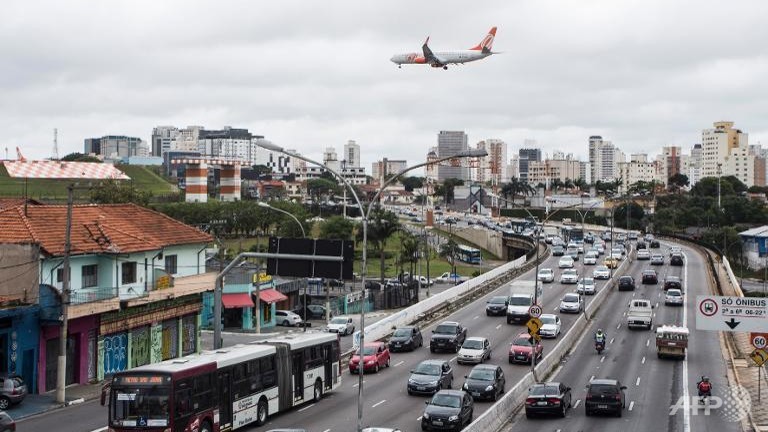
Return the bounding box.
[56,185,74,404]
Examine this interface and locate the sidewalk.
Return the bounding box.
[13,381,104,421]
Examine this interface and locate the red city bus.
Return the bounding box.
[103,332,341,432]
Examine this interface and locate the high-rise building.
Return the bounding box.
[322,147,340,172]
[475,139,507,184]
[701,121,753,187]
[85,135,147,159]
[588,136,624,183]
[437,131,469,182]
[527,157,582,187]
[518,147,541,184]
[197,127,262,164]
[507,155,519,181]
[151,126,180,157]
[617,159,662,194]
[579,161,591,185]
[661,146,683,183]
[344,140,361,168]
[425,147,439,182]
[372,159,407,184]
[84,138,101,155]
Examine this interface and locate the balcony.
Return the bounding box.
[123,272,216,307]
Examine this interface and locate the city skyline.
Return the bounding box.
[4,1,768,172]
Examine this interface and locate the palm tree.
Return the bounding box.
[398,231,421,278]
[439,239,461,276]
[363,206,401,283]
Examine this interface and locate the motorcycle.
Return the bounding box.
[595,340,605,354]
[698,387,712,405]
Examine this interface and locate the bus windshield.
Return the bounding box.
[110,386,170,428]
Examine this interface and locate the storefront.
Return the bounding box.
[97,295,201,381]
[0,305,40,394]
[38,314,98,393]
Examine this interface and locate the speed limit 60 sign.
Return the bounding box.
[751,332,768,350]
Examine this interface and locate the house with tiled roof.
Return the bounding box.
[0,203,214,393]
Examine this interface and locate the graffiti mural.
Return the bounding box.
[162,319,178,360]
[103,333,128,376]
[131,327,150,368]
[150,323,162,364]
[181,315,197,356]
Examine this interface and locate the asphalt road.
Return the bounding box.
[506,241,741,432]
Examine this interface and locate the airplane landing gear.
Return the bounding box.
[443,66,448,70]
[398,65,402,69]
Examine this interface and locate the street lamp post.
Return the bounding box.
[255,140,486,432]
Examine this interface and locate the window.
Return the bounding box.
[82,265,98,288]
[121,262,137,285]
[164,255,177,275]
[56,268,70,283]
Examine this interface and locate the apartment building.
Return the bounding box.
[437,131,469,182]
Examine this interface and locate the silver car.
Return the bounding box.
[560,269,579,284]
[593,265,611,280]
[577,277,596,295]
[665,289,684,306]
[537,268,555,283]
[559,293,583,313]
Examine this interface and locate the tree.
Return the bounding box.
[319,216,354,240]
[363,207,401,282]
[441,178,464,204]
[397,232,421,277]
[251,164,272,179]
[439,239,461,276]
[90,179,152,206]
[400,176,424,192]
[61,152,102,162]
[668,173,689,193]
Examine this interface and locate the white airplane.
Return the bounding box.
[390,27,498,70]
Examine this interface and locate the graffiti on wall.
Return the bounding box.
[162,320,178,360]
[150,324,162,364]
[103,333,128,376]
[131,327,150,368]
[181,315,196,356]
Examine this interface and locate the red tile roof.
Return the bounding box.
[0,203,212,256]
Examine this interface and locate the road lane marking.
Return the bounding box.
[323,430,331,432]
[636,377,641,386]
[298,403,315,412]
[450,356,457,363]
[616,323,621,330]
[632,292,636,297]
[682,250,691,432]
[641,356,646,364]
[473,315,479,320]
[89,428,107,432]
[554,306,559,311]
[655,302,659,308]
[590,375,595,381]
[573,399,581,408]
[495,324,502,330]
[600,355,605,362]
[646,338,650,347]
[417,416,422,421]
[609,338,615,344]
[372,399,386,408]
[394,361,404,367]
[629,401,635,411]
[352,380,366,387]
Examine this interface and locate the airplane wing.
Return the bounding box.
[421,37,446,67]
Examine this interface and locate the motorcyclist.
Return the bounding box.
[594,329,606,344]
[697,376,712,402]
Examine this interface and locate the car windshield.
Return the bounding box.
[564,270,577,275]
[393,328,412,337]
[589,384,619,395]
[468,369,495,381]
[530,385,559,395]
[430,394,461,408]
[509,297,531,306]
[540,316,556,325]
[563,294,579,302]
[357,346,377,355]
[489,297,507,304]
[110,386,170,427]
[512,335,531,346]
[413,363,441,376]
[596,266,608,271]
[330,318,347,324]
[580,278,594,284]
[434,324,457,334]
[667,290,682,297]
[462,339,485,349]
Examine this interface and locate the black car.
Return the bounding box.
[462,364,506,401]
[650,240,661,248]
[641,269,658,284]
[671,253,684,266]
[430,322,467,353]
[585,379,627,417]
[389,326,423,352]
[617,275,636,291]
[421,390,473,431]
[291,304,330,320]
[485,296,508,316]
[664,276,682,291]
[408,360,454,396]
[525,382,572,418]
[636,241,647,250]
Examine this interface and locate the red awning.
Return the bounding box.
[257,289,288,304]
[221,293,254,309]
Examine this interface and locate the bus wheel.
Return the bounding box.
[313,380,323,402]
[255,398,268,426]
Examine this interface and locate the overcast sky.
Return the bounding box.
[3,0,768,171]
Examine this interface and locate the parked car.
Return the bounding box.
[525,382,572,418]
[650,253,665,265]
[430,322,467,353]
[457,337,492,365]
[664,276,683,291]
[538,314,561,338]
[0,411,14,432]
[389,326,423,352]
[0,375,26,410]
[585,379,627,417]
[349,342,391,373]
[327,316,355,335]
[408,360,454,396]
[421,390,474,431]
[537,268,555,283]
[618,275,636,291]
[292,304,329,320]
[509,332,543,364]
[485,296,508,316]
[463,364,506,401]
[559,293,584,313]
[275,310,303,327]
[641,269,658,284]
[671,253,684,266]
[593,265,611,280]
[665,288,684,306]
[559,269,579,284]
[576,277,596,295]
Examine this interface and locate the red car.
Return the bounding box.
[509,332,543,364]
[349,342,391,373]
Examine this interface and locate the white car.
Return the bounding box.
[538,314,561,338]
[593,265,611,280]
[327,316,355,335]
[651,253,665,265]
[558,256,575,268]
[559,293,584,313]
[560,269,579,284]
[595,244,606,255]
[275,310,304,327]
[637,249,651,260]
[538,268,555,283]
[584,252,598,265]
[610,248,624,260]
[665,289,684,306]
[457,337,492,364]
[669,246,682,256]
[577,277,596,295]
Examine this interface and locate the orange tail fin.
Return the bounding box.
[469,27,497,52]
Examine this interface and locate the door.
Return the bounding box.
[322,344,332,390]
[292,352,304,400]
[218,371,232,428]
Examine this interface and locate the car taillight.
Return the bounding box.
[615,394,622,401]
[548,398,561,405]
[525,398,536,405]
[11,388,18,395]
[585,394,592,400]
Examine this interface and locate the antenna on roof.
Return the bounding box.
[53,128,59,160]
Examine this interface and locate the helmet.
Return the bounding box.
[702,376,710,382]
[597,329,603,334]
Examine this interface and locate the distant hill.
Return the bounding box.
[0,163,178,201]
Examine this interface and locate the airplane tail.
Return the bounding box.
[469,27,497,53]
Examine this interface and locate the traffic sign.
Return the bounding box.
[751,333,768,350]
[526,318,542,341]
[529,304,543,319]
[750,349,768,367]
[695,295,768,332]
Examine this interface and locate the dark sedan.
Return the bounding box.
[641,269,658,284]
[389,326,423,352]
[485,296,508,316]
[585,379,626,417]
[408,360,454,396]
[525,382,572,418]
[671,253,684,266]
[617,275,636,291]
[421,390,473,431]
[664,276,682,291]
[462,364,506,401]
